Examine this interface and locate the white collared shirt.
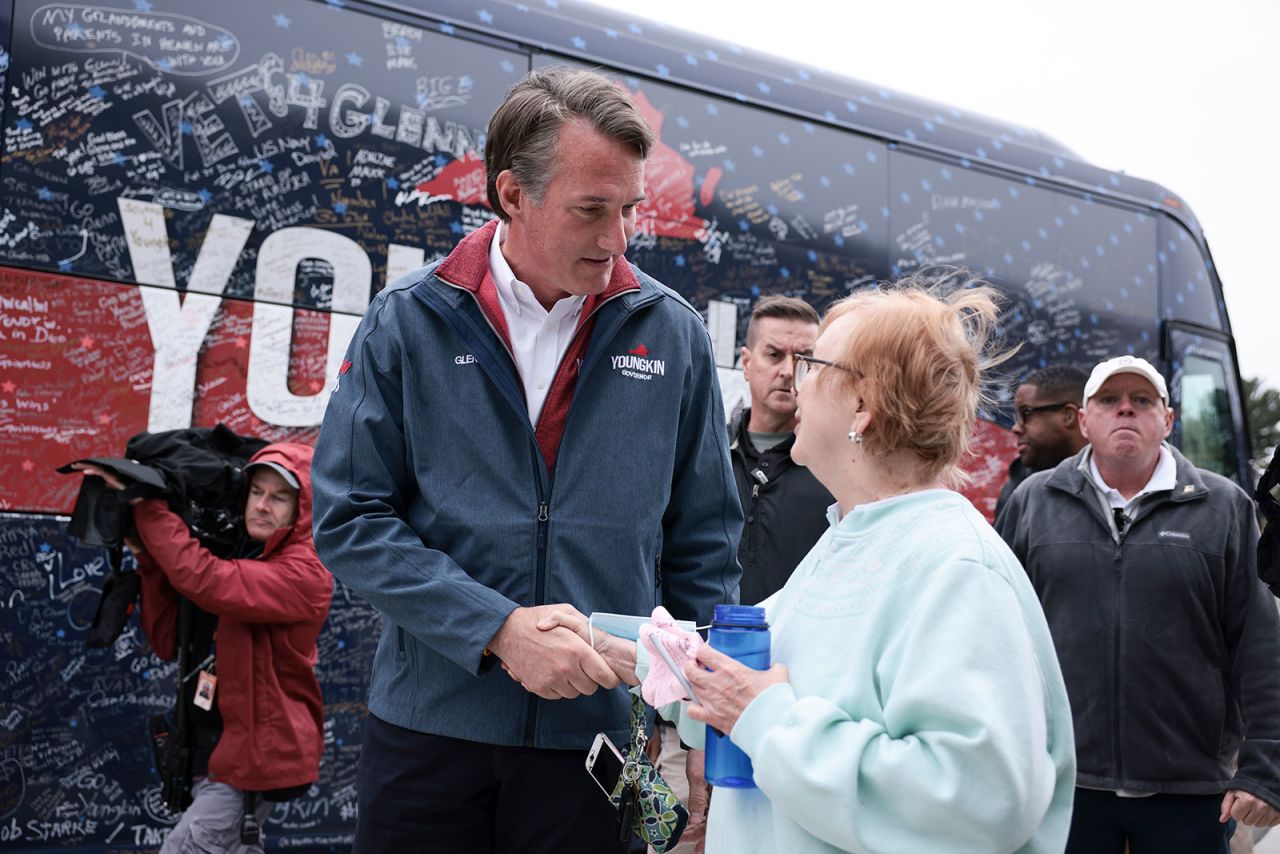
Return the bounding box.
[488,222,586,425]
[1080,442,1177,540]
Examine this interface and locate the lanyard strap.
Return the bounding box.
[622,693,648,784]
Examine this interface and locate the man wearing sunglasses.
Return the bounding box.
[995,366,1088,518]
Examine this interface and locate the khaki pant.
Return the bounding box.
[161,778,276,854]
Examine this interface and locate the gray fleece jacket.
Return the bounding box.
[996,444,1280,806]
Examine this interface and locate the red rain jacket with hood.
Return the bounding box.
[134,442,332,792]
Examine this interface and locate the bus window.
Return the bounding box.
[1159,219,1225,330]
[1168,325,1246,481]
[1,0,527,304]
[533,54,889,404]
[889,151,1159,418]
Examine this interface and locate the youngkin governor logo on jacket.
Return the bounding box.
[612,343,666,381]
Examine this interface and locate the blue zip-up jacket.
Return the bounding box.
[312,221,742,750]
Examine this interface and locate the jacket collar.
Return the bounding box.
[732,407,796,458]
[1046,443,1210,504]
[434,219,641,315]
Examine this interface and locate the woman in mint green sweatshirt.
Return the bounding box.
[673,281,1077,853]
[549,281,1076,851]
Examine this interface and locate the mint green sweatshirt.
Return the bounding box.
[701,489,1075,853]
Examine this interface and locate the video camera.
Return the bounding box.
[67,474,134,548]
[57,458,167,647]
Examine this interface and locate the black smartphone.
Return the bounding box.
[585,732,626,800]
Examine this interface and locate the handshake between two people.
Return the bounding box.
[490,605,791,740]
[488,604,638,700]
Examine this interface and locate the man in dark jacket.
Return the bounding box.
[730,295,832,604]
[1257,447,1280,598]
[80,443,332,853]
[994,365,1088,518]
[311,68,741,854]
[998,355,1280,852]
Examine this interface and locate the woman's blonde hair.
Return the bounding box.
[821,269,1011,485]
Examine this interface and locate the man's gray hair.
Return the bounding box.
[484,67,656,220]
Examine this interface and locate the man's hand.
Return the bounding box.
[1220,789,1280,827]
[488,605,620,699]
[683,748,711,853]
[71,463,145,507]
[534,606,639,686]
[684,643,790,736]
[71,463,126,491]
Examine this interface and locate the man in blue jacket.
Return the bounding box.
[312,68,742,854]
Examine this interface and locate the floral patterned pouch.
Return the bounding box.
[609,694,689,852]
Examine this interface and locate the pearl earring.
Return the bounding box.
[849,430,862,446]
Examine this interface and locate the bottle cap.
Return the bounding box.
[712,604,768,629]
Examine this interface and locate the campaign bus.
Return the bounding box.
[0,0,1251,848]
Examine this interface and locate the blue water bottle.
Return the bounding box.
[704,604,770,788]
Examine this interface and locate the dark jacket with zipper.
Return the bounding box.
[994,456,1032,521]
[729,408,833,605]
[996,444,1280,806]
[311,220,742,751]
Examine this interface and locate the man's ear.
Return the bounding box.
[1078,406,1091,442]
[739,345,752,379]
[495,170,525,219]
[1063,404,1080,428]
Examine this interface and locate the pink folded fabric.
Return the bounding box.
[639,605,703,706]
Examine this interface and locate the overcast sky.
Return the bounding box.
[588,0,1280,392]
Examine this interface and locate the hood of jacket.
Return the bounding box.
[247,442,315,559]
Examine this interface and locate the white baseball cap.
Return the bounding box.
[1082,355,1168,407]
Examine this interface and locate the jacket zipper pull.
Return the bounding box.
[752,484,760,499]
[538,502,549,523]
[537,501,549,549]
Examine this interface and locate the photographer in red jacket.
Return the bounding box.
[78,442,332,852]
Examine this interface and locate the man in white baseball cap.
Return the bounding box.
[999,354,1280,851]
[1081,354,1169,407]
